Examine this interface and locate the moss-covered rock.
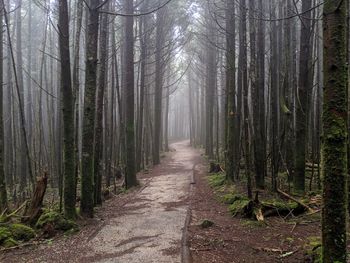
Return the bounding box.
[2,237,18,248]
[8,224,35,241]
[0,227,11,243]
[36,211,78,232]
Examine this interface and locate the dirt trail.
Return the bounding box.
[1,141,203,263]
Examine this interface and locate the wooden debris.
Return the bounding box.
[209,162,223,173]
[23,172,48,225]
[277,188,315,213]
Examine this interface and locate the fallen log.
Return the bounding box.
[277,188,315,213]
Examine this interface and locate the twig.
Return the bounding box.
[0,241,42,252]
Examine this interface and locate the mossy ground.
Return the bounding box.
[228,197,251,216]
[304,236,322,263]
[9,223,35,241]
[200,219,214,228]
[0,223,35,248]
[208,172,226,188]
[36,210,78,232]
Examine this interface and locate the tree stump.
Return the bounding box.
[23,172,48,225]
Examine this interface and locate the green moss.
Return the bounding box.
[261,198,304,216]
[200,219,214,228]
[305,236,322,263]
[221,193,243,205]
[36,211,78,232]
[286,237,294,243]
[262,199,299,210]
[8,224,35,241]
[2,237,18,248]
[208,173,226,188]
[228,197,251,216]
[0,227,11,243]
[240,219,266,228]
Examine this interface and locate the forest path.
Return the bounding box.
[83,140,199,262]
[2,140,202,263]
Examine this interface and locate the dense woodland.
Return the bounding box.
[0,0,348,261]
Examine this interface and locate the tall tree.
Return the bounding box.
[124,0,137,188]
[16,0,29,190]
[322,0,348,261]
[294,0,312,193]
[253,0,266,188]
[153,7,166,165]
[81,0,100,217]
[58,0,76,219]
[0,0,7,212]
[135,0,149,172]
[225,0,236,181]
[240,0,252,198]
[205,6,216,160]
[94,7,109,205]
[270,0,279,191]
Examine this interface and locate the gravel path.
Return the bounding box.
[1,141,202,263]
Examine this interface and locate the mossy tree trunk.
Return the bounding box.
[58,0,76,219]
[322,0,348,261]
[81,0,100,218]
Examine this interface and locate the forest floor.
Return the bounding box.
[188,163,321,263]
[0,141,322,263]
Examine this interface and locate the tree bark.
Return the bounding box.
[322,0,348,261]
[81,0,100,218]
[124,0,137,188]
[294,0,312,193]
[58,0,76,219]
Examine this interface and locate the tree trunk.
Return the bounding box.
[94,7,109,205]
[294,0,312,193]
[153,7,167,165]
[124,0,137,188]
[0,0,7,212]
[225,0,235,181]
[322,0,348,261]
[58,0,76,219]
[81,0,100,218]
